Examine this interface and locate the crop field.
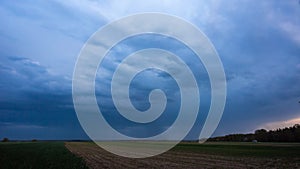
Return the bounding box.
[0,142,88,169]
[1,141,300,169]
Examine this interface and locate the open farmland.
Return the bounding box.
[66,142,300,169]
[0,142,88,169]
[1,141,300,169]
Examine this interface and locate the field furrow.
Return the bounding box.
[65,142,300,169]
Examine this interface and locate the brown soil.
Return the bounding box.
[65,142,299,169]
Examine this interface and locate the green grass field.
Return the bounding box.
[174,142,300,157]
[0,142,88,169]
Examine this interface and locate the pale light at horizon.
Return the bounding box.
[260,117,300,131]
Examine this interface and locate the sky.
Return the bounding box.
[0,0,300,140]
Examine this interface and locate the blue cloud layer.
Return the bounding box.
[0,56,87,139]
[0,1,300,139]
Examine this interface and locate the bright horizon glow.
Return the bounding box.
[260,117,300,131]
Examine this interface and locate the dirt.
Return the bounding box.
[65,142,299,169]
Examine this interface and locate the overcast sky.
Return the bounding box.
[0,0,300,140]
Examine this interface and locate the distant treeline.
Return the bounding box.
[208,124,300,142]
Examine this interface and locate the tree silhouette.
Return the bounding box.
[208,124,300,142]
[2,138,9,142]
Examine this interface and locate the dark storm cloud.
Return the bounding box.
[1,0,300,140]
[0,56,87,140]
